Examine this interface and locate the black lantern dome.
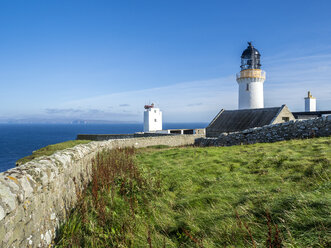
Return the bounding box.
[240,42,261,70]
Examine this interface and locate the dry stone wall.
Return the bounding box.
[0,134,203,247]
[76,132,174,141]
[195,116,331,147]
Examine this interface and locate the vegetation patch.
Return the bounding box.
[16,140,91,166]
[56,137,330,247]
[145,144,170,149]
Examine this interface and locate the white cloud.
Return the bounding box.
[44,50,331,122]
[264,52,331,111]
[59,76,237,122]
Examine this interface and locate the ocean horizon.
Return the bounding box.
[0,122,207,173]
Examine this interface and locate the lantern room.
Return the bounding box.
[240,42,261,71]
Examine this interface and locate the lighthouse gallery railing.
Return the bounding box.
[236,69,266,80]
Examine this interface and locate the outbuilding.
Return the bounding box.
[206,104,295,137]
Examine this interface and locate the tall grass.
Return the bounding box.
[55,147,163,247]
[56,137,331,247]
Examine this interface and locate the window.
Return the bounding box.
[282,117,289,122]
[246,84,249,91]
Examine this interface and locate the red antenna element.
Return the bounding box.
[144,103,154,109]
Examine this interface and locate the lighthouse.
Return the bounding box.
[236,42,266,109]
[143,103,162,132]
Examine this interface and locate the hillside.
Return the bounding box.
[56,137,330,247]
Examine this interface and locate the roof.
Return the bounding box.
[241,42,261,58]
[240,42,261,70]
[292,110,331,118]
[207,106,285,134]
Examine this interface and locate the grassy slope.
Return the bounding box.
[16,140,91,166]
[56,137,331,247]
[138,138,331,247]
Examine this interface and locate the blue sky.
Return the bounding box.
[0,0,330,122]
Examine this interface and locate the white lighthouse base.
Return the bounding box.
[237,77,265,109]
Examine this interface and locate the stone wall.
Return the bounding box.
[76,132,174,141]
[0,134,203,247]
[195,116,331,147]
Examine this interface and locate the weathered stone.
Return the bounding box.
[50,212,56,220]
[0,184,17,212]
[0,134,204,247]
[0,205,5,221]
[19,176,34,199]
[45,230,52,245]
[195,117,330,147]
[0,177,20,192]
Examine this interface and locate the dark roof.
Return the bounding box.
[240,42,261,70]
[241,42,261,59]
[292,110,331,118]
[207,106,284,134]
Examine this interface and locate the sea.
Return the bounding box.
[0,123,207,173]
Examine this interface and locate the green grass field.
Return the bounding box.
[55,137,331,247]
[16,140,91,166]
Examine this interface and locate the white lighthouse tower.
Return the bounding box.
[143,103,162,132]
[236,42,266,109]
[305,91,316,112]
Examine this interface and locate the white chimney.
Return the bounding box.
[305,91,316,112]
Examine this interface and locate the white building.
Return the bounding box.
[143,103,162,132]
[236,42,266,109]
[305,91,316,112]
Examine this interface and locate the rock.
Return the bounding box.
[0,184,17,212]
[0,206,5,221]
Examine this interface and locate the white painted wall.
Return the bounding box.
[144,108,162,132]
[237,77,265,109]
[305,98,316,112]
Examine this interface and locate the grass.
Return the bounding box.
[55,137,331,247]
[16,140,91,166]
